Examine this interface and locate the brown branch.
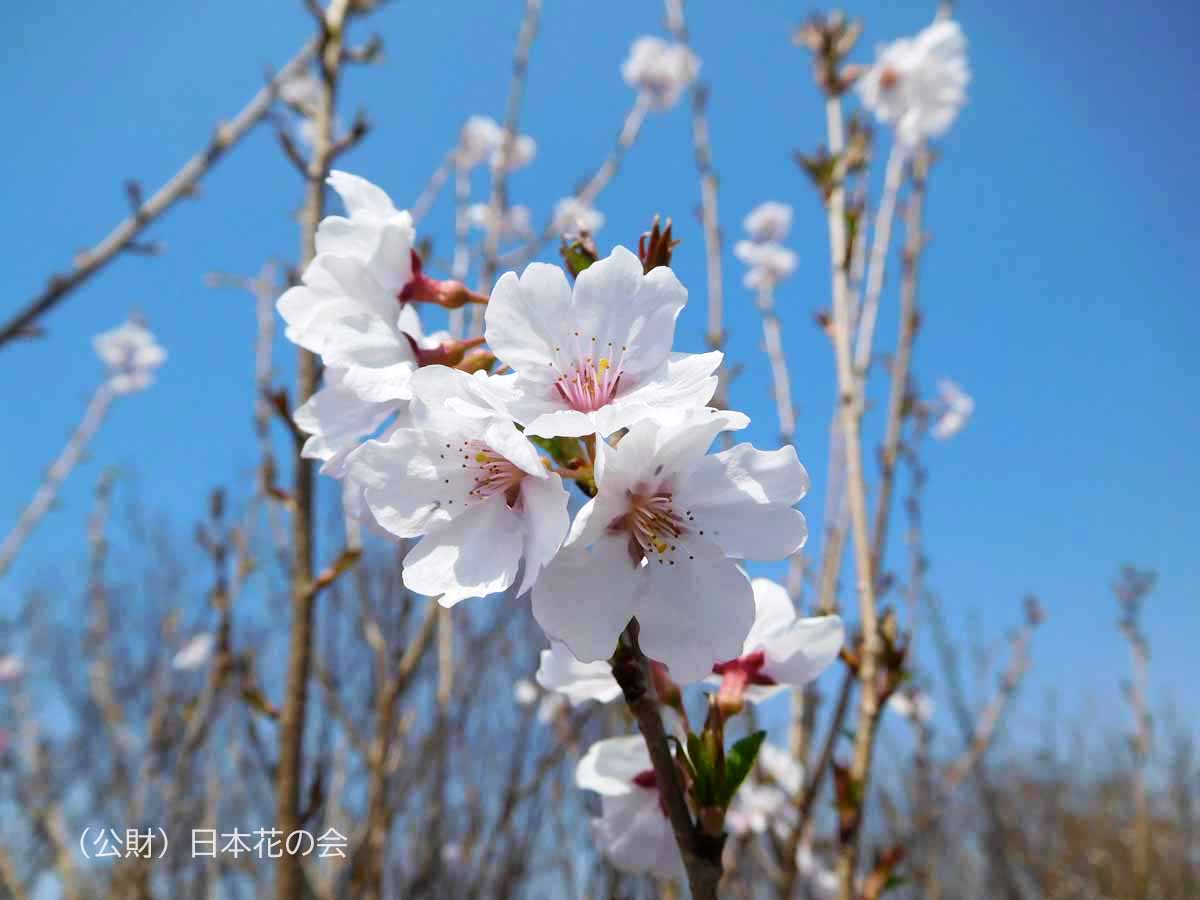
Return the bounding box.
[0,39,318,349]
[611,622,724,900]
[275,4,357,898]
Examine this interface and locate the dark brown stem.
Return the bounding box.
[612,623,724,900]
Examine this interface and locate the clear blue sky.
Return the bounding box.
[2,1,1197,736]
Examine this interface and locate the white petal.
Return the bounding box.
[532,536,639,666]
[346,428,475,538]
[762,615,844,688]
[484,264,573,380]
[328,170,397,218]
[634,536,755,684]
[572,247,685,380]
[688,503,808,561]
[593,351,722,435]
[536,641,623,705]
[172,634,215,671]
[515,473,570,596]
[576,735,650,795]
[593,791,684,882]
[743,578,798,651]
[402,495,524,605]
[521,407,598,438]
[683,442,809,508]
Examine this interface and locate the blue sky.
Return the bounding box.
[1,0,1197,738]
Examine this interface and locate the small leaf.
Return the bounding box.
[721,729,767,806]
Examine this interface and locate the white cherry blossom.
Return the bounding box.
[743,202,793,242]
[710,578,844,707]
[492,132,537,172]
[889,688,935,724]
[485,246,721,438]
[577,736,684,882]
[172,633,215,671]
[466,202,533,240]
[734,240,798,290]
[553,197,605,237]
[457,115,503,168]
[315,171,416,295]
[93,320,166,394]
[622,36,699,111]
[0,654,24,682]
[535,640,622,705]
[346,365,569,605]
[857,20,970,148]
[796,843,840,900]
[532,410,810,683]
[931,377,974,440]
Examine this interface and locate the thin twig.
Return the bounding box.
[0,39,318,348]
[0,382,114,578]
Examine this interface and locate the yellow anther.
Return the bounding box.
[654,540,669,554]
[474,451,489,463]
[598,357,611,373]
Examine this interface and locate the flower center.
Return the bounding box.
[879,66,900,91]
[464,442,525,507]
[608,487,691,567]
[550,334,628,413]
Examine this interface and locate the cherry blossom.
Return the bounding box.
[931,377,974,439]
[535,640,622,705]
[857,20,970,149]
[492,132,537,172]
[345,365,569,605]
[743,201,793,243]
[93,320,166,394]
[711,578,844,711]
[485,246,721,438]
[577,735,684,882]
[466,202,533,241]
[172,634,215,672]
[889,687,935,724]
[621,36,699,111]
[513,677,568,722]
[796,843,840,900]
[0,655,24,682]
[315,171,416,295]
[532,410,810,683]
[552,197,605,237]
[725,740,806,837]
[734,240,798,290]
[457,115,503,168]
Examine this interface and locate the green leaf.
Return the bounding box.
[721,730,767,806]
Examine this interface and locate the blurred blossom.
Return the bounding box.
[93,319,166,394]
[931,377,974,440]
[466,202,533,240]
[172,633,215,671]
[621,36,699,111]
[857,20,970,149]
[553,197,606,237]
[492,133,537,172]
[0,654,24,682]
[513,678,539,707]
[457,115,503,168]
[742,201,793,242]
[535,640,622,705]
[796,842,840,900]
[577,735,684,881]
[889,689,935,724]
[734,240,799,290]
